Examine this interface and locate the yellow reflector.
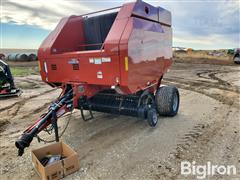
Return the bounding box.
[124,57,128,71]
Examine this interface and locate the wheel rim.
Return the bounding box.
[172,92,178,112]
[139,93,154,107]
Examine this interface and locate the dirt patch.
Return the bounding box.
[174,57,235,65]
[152,108,239,180]
[164,63,240,107]
[0,120,10,133]
[18,80,40,89]
[173,50,235,65]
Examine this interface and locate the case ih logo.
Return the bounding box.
[68,59,79,64]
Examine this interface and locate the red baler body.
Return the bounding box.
[15,1,176,156]
[38,0,172,96]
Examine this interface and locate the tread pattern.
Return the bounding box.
[155,86,179,116]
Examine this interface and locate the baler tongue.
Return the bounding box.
[15,89,73,156]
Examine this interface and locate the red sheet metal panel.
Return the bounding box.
[40,52,120,86]
[158,7,172,26]
[132,0,159,22]
[126,17,172,92]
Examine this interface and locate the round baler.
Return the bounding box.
[15,0,179,156]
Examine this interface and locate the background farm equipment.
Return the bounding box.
[0,59,22,98]
[233,48,240,64]
[15,0,179,156]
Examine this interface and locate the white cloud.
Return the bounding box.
[157,0,240,49]
[1,0,94,29]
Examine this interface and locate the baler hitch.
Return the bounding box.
[15,89,73,156]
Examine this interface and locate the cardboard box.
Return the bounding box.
[31,142,80,180]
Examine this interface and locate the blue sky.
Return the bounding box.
[0,0,239,49]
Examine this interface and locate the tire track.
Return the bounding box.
[153,68,240,178]
[0,89,57,132]
[163,78,239,107]
[153,108,235,179]
[0,89,56,113]
[196,70,237,86]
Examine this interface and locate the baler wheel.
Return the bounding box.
[155,86,179,116]
[147,108,158,127]
[138,92,159,127]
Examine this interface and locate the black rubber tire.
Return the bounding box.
[147,108,158,127]
[155,86,180,116]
